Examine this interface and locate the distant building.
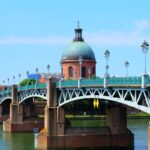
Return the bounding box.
[27,73,61,83]
[27,74,41,80]
[0,85,3,91]
[61,25,96,80]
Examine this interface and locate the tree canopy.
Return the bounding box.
[19,79,37,86]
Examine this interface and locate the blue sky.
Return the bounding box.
[0,0,150,84]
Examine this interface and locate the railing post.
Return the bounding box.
[78,78,81,88]
[35,83,37,90]
[104,76,109,88]
[59,80,62,89]
[141,74,149,88]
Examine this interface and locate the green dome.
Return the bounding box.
[61,41,96,61]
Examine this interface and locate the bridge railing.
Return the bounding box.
[57,76,143,88]
[18,83,46,91]
[147,76,150,84]
[0,88,12,95]
[0,76,149,94]
[108,77,141,85]
[57,80,78,87]
[80,78,104,86]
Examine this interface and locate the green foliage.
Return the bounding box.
[19,79,37,86]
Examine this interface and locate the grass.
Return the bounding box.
[128,112,150,118]
[70,119,106,127]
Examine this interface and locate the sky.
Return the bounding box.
[0,0,150,84]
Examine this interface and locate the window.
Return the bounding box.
[68,66,73,77]
[82,66,86,78]
[92,67,95,75]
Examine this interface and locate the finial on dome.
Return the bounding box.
[77,20,80,28]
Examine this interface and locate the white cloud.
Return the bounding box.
[0,36,70,45]
[85,30,149,47]
[135,19,150,31]
[85,20,150,47]
[0,20,150,47]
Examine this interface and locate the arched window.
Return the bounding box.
[68,66,73,77]
[82,66,86,78]
[92,67,95,75]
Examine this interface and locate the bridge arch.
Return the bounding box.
[19,95,46,104]
[58,88,150,114]
[0,97,12,104]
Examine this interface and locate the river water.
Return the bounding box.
[0,119,149,150]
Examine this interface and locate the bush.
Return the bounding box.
[19,79,37,86]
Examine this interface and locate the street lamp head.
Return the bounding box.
[104,49,110,59]
[141,40,149,75]
[26,71,29,75]
[104,49,110,77]
[7,78,9,84]
[79,56,83,64]
[47,64,50,70]
[141,40,149,52]
[36,68,39,74]
[47,64,50,74]
[79,56,83,61]
[125,61,129,68]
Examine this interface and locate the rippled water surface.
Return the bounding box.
[0,119,149,150]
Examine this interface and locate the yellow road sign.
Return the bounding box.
[93,99,99,109]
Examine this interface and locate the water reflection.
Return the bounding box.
[0,119,149,150]
[128,119,149,150]
[0,125,34,150]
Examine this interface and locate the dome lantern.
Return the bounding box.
[73,21,84,42]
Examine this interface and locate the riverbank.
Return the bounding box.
[66,112,150,120]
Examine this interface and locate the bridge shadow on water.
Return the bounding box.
[47,148,133,150]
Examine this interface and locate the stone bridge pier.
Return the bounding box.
[36,78,134,150]
[3,85,44,132]
[107,103,127,134]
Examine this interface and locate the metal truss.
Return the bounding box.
[58,87,150,114]
[0,92,12,104]
[18,89,47,103]
[0,89,47,104]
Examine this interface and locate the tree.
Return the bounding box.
[19,79,37,86]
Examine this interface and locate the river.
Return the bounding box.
[0,119,149,150]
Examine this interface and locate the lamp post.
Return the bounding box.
[36,68,39,74]
[141,40,149,75]
[26,71,29,78]
[88,67,91,79]
[19,74,21,83]
[47,64,50,74]
[7,78,9,85]
[125,61,129,77]
[13,76,15,84]
[104,49,110,77]
[3,80,5,91]
[79,56,83,79]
